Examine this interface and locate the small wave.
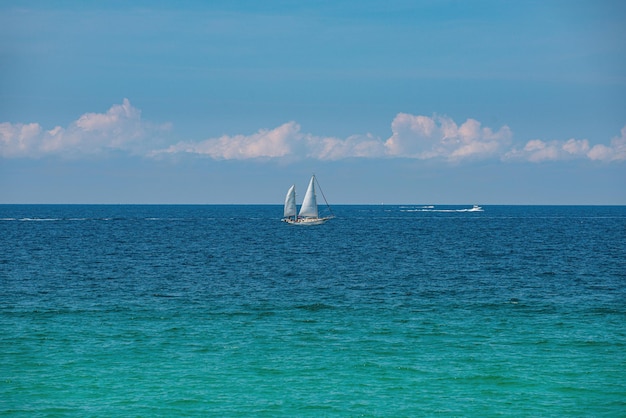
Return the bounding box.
[295,303,336,312]
[3,216,192,222]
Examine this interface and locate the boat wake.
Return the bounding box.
[401,205,483,213]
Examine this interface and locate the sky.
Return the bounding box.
[1,0,625,204]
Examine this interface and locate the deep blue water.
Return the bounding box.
[1,205,625,416]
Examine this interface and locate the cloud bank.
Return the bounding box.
[145,112,626,164]
[0,99,169,158]
[505,127,626,163]
[150,122,386,161]
[2,99,624,163]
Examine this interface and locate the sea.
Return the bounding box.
[1,204,625,417]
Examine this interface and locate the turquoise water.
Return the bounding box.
[1,205,625,416]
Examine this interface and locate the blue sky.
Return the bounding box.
[1,0,625,204]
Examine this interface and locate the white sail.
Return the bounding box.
[299,176,318,218]
[284,185,297,218]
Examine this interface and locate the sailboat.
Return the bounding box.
[283,175,334,225]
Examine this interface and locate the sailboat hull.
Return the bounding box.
[282,217,332,226]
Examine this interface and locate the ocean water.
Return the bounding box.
[1,204,625,416]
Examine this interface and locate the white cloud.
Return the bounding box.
[588,126,626,162]
[0,99,168,158]
[505,127,626,163]
[384,114,512,161]
[505,138,589,162]
[0,122,43,157]
[151,122,386,161]
[154,122,299,160]
[308,133,386,160]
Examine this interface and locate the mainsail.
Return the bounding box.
[284,185,297,218]
[299,176,318,218]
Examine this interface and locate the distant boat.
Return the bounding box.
[283,175,334,225]
[468,205,483,212]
